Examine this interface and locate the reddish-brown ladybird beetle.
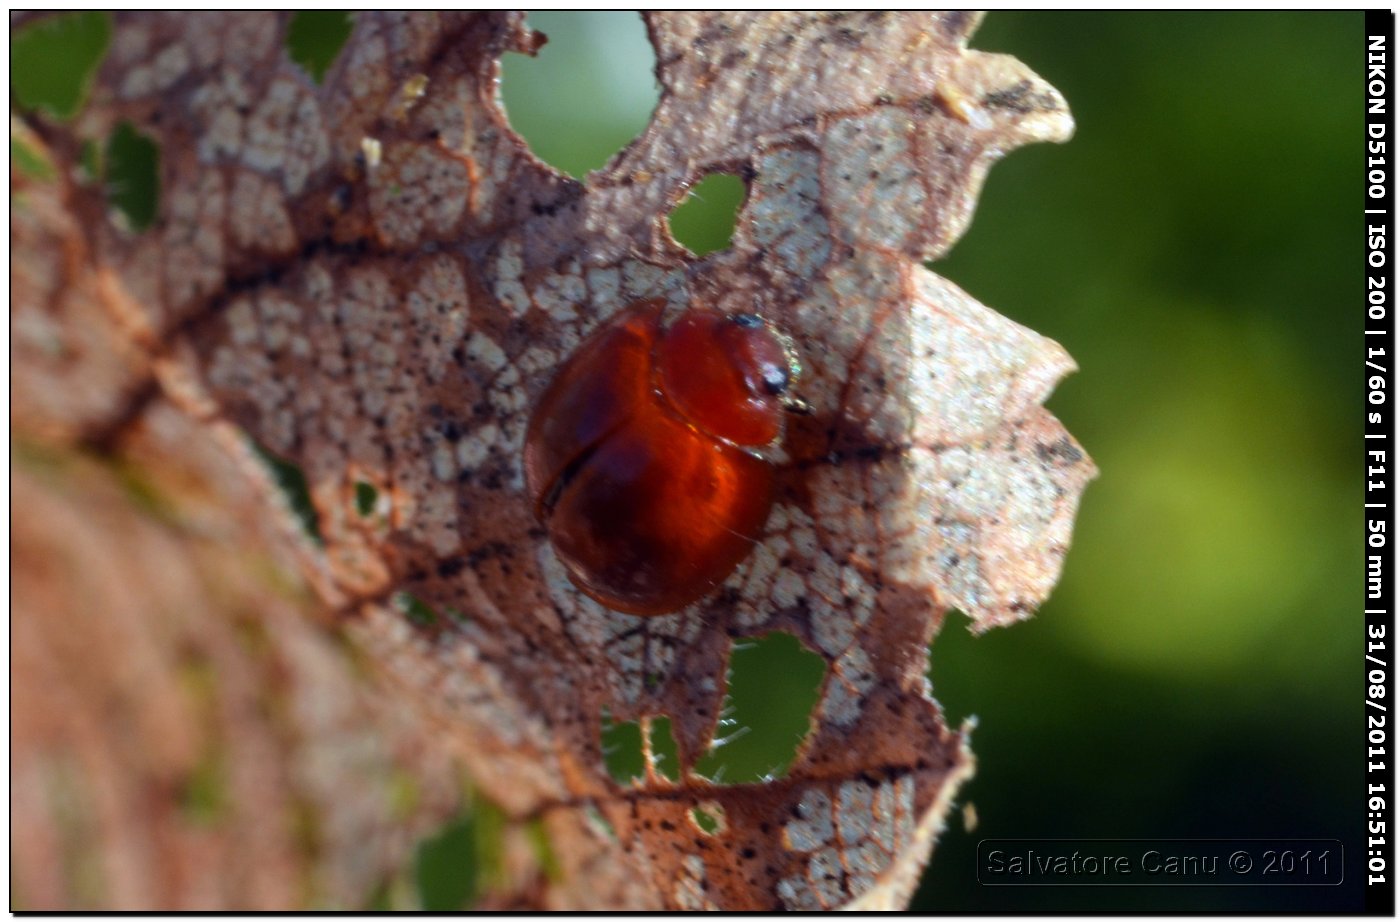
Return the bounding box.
[524,298,800,616]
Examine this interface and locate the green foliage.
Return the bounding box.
[689,802,723,835]
[414,812,479,910]
[499,11,658,178]
[78,138,102,182]
[694,632,825,783]
[286,11,352,83]
[11,11,111,119]
[394,592,439,627]
[645,716,679,782]
[176,659,227,826]
[353,481,378,517]
[105,122,160,231]
[600,713,680,783]
[526,817,562,882]
[596,633,822,790]
[179,747,228,826]
[668,173,746,256]
[914,11,1361,912]
[11,137,55,181]
[411,798,510,910]
[600,711,644,783]
[248,440,322,544]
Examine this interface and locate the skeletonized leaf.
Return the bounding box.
[14,11,1094,909]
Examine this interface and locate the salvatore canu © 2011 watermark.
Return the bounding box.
[977,840,1344,887]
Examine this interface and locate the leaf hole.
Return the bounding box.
[668,171,747,257]
[499,11,659,178]
[362,879,394,912]
[643,715,680,782]
[285,11,353,84]
[694,631,825,784]
[526,817,563,882]
[394,592,439,628]
[354,480,379,517]
[924,607,986,729]
[600,711,644,783]
[174,657,226,826]
[11,136,56,182]
[585,803,617,841]
[600,711,680,783]
[689,800,726,836]
[78,138,103,183]
[105,121,161,232]
[414,811,480,911]
[11,11,112,120]
[177,744,228,826]
[248,439,321,543]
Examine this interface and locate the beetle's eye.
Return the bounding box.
[731,312,764,329]
[760,362,789,396]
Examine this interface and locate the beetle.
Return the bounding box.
[524,297,801,615]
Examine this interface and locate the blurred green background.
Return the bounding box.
[12,10,1364,911]
[915,12,1360,912]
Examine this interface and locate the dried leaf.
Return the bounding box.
[13,11,1094,909]
[10,428,465,910]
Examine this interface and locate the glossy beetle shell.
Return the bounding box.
[524,298,794,615]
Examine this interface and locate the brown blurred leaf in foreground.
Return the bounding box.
[12,11,1094,909]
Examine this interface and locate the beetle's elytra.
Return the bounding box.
[524,298,799,615]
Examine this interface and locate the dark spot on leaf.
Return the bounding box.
[941,10,973,36]
[982,79,1059,114]
[913,94,939,116]
[1035,437,1084,465]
